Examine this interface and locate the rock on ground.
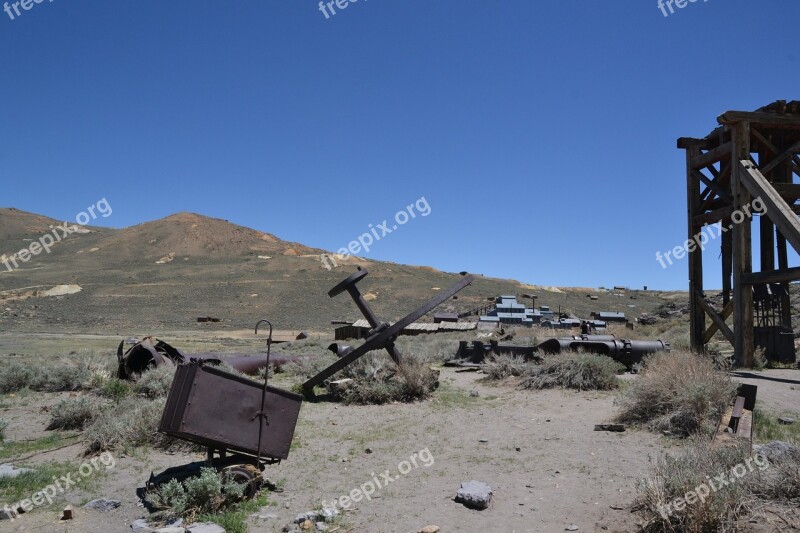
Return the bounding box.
[455,480,493,510]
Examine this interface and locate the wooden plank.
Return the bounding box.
[703,299,734,343]
[694,206,733,226]
[719,111,800,126]
[692,141,733,170]
[696,292,735,346]
[739,160,800,254]
[728,396,746,432]
[742,266,800,285]
[772,183,800,202]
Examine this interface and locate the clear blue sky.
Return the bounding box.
[2,0,798,290]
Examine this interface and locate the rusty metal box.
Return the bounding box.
[159,362,302,460]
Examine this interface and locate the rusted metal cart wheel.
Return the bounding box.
[221,464,262,500]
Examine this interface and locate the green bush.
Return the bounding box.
[47,397,102,430]
[615,351,737,435]
[150,467,247,519]
[0,418,8,442]
[520,353,624,391]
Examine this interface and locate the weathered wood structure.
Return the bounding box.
[678,101,800,367]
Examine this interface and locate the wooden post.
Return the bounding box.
[686,145,705,353]
[731,122,754,367]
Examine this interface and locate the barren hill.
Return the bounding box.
[0,209,676,334]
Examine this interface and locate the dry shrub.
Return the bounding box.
[635,440,756,532]
[338,356,438,405]
[47,396,103,430]
[0,354,111,393]
[637,439,800,532]
[83,396,173,452]
[481,353,532,380]
[520,353,624,391]
[134,365,176,399]
[615,351,736,435]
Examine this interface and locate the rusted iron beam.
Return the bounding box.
[302,269,474,396]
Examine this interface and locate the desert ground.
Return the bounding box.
[1,326,799,533]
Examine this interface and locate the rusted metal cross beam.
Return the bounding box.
[301,268,473,397]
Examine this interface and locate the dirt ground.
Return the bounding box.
[2,364,798,533]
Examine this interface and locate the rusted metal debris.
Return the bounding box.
[148,321,303,501]
[712,384,757,450]
[301,268,474,396]
[159,362,302,460]
[116,336,300,380]
[445,334,670,370]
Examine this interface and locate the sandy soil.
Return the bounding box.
[2,367,798,533]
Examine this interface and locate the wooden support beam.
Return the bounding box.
[719,111,800,127]
[742,265,800,285]
[760,140,800,176]
[731,123,753,367]
[772,183,800,203]
[687,145,705,353]
[692,141,733,170]
[694,206,733,226]
[703,299,734,344]
[696,293,735,346]
[693,169,732,203]
[739,160,800,254]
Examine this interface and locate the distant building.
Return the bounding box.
[478,295,543,327]
[591,311,627,323]
[434,313,459,323]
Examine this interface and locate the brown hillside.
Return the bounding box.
[88,212,322,263]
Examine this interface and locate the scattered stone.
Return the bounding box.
[455,480,493,510]
[84,498,121,512]
[365,447,373,454]
[594,424,625,432]
[131,519,155,532]
[315,522,328,531]
[167,518,184,528]
[295,508,339,524]
[300,519,313,530]
[187,523,226,533]
[778,417,796,425]
[515,447,521,452]
[566,526,579,531]
[0,463,32,479]
[154,528,185,533]
[61,506,75,520]
[0,508,16,520]
[420,526,440,533]
[469,390,479,397]
[478,439,488,443]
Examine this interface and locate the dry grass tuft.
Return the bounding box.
[615,350,736,436]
